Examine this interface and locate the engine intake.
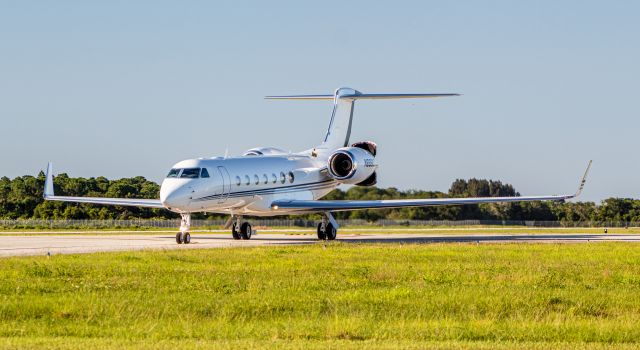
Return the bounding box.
[329,152,355,178]
[327,146,377,184]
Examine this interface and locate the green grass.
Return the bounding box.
[2,243,640,349]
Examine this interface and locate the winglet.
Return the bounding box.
[573,160,592,198]
[44,162,54,199]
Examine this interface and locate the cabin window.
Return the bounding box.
[263,174,268,184]
[280,172,286,184]
[166,169,180,178]
[245,175,250,185]
[180,168,200,179]
[288,171,295,183]
[201,168,210,178]
[235,176,241,186]
[271,173,277,184]
[254,175,259,185]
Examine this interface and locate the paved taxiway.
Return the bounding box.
[1,232,639,257]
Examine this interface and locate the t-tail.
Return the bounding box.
[265,87,459,155]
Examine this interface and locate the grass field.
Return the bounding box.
[1,243,640,349]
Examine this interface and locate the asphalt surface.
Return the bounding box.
[1,232,639,257]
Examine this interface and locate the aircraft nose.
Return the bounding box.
[161,191,181,209]
[160,181,192,209]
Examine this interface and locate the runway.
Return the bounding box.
[1,231,639,257]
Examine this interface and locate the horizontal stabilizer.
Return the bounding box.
[265,93,459,100]
[265,94,334,100]
[267,87,460,151]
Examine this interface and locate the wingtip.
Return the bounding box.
[44,162,54,198]
[574,160,592,198]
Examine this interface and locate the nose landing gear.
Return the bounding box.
[176,213,191,244]
[176,231,191,244]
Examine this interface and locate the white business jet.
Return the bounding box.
[43,87,591,244]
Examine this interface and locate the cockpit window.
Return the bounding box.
[200,168,210,178]
[180,168,200,179]
[166,169,180,178]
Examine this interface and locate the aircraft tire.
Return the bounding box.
[183,232,191,244]
[317,223,327,240]
[176,232,184,244]
[232,223,241,240]
[241,222,252,240]
[325,223,337,240]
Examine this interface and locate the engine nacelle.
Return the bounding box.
[327,146,377,184]
[351,141,377,156]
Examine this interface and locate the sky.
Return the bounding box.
[1,1,638,202]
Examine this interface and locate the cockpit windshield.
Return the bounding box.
[166,168,180,178]
[166,168,206,179]
[180,168,201,178]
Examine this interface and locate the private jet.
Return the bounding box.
[43,87,591,244]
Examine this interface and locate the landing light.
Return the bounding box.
[272,205,279,210]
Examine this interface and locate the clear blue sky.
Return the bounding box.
[1,1,638,202]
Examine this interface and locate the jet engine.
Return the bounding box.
[327,142,378,185]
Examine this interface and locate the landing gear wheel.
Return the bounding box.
[325,223,337,240]
[176,213,191,245]
[231,223,241,240]
[317,223,327,240]
[240,222,252,240]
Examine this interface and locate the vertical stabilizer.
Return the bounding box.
[318,87,360,152]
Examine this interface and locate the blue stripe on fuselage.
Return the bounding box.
[192,179,336,202]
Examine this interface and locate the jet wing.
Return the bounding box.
[43,163,165,209]
[44,195,164,208]
[271,161,591,212]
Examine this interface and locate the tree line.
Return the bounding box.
[1,172,640,223]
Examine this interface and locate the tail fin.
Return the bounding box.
[321,88,359,151]
[265,87,459,154]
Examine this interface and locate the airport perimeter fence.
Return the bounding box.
[0,219,638,230]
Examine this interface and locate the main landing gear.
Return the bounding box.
[231,216,252,240]
[317,212,338,240]
[176,213,191,244]
[224,214,337,241]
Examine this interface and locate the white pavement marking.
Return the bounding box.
[0,233,639,257]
